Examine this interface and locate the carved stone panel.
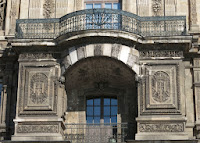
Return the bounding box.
[139,123,184,132]
[140,63,181,115]
[43,0,55,18]
[18,62,59,116]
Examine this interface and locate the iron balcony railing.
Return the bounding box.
[15,9,187,39]
[64,123,134,143]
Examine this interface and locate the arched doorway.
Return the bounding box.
[63,56,137,142]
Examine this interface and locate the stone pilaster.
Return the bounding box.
[12,53,65,141]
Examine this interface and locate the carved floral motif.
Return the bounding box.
[139,123,184,132]
[152,71,170,103]
[43,0,55,18]
[30,73,48,104]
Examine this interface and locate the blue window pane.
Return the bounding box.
[94,98,100,105]
[87,99,93,105]
[87,107,93,115]
[111,116,117,123]
[111,106,117,115]
[104,106,110,116]
[87,117,93,123]
[104,117,110,123]
[94,3,101,8]
[111,99,117,105]
[105,3,112,9]
[104,98,110,105]
[86,4,93,9]
[94,117,100,123]
[94,107,100,115]
[113,3,120,9]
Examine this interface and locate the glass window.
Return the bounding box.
[94,3,101,8]
[86,4,93,9]
[105,3,112,9]
[86,97,118,124]
[85,1,121,9]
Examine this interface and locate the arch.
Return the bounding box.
[61,43,140,76]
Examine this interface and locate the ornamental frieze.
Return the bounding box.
[140,50,183,58]
[139,123,184,132]
[19,53,54,60]
[17,125,59,133]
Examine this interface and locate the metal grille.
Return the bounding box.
[64,123,132,143]
[15,9,187,39]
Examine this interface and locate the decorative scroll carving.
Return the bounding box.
[19,53,54,60]
[30,73,48,104]
[140,50,183,58]
[139,123,184,132]
[152,0,162,16]
[152,71,170,103]
[43,0,55,18]
[17,125,59,133]
[190,0,197,25]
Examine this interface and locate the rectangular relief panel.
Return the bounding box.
[140,62,181,115]
[18,61,59,116]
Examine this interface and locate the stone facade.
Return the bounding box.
[0,0,200,143]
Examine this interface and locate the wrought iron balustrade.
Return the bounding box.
[64,123,133,143]
[15,9,187,39]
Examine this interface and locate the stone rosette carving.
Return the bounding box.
[152,71,170,103]
[30,73,48,104]
[152,0,162,16]
[139,123,184,132]
[17,124,59,133]
[140,50,183,58]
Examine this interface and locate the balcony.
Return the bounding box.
[64,123,133,143]
[15,9,187,39]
